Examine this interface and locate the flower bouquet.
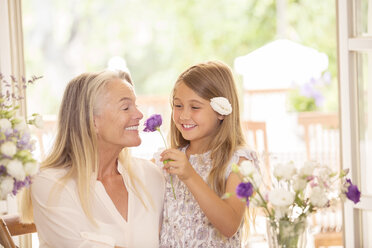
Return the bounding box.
[233,160,361,248]
[0,74,43,200]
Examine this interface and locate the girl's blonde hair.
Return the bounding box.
[21,70,151,223]
[170,60,246,196]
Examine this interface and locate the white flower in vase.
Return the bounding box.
[239,160,256,177]
[0,176,14,198]
[293,175,307,192]
[309,186,328,207]
[269,188,295,207]
[24,162,39,176]
[299,161,317,177]
[273,161,296,180]
[14,117,29,133]
[1,141,17,157]
[234,158,361,248]
[6,159,26,181]
[0,74,42,200]
[0,118,12,130]
[33,114,44,128]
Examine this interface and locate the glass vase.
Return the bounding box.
[266,217,307,248]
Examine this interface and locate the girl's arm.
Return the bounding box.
[161,149,246,237]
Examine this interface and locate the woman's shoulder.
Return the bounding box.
[130,157,165,192]
[131,157,163,178]
[31,167,76,205]
[33,167,69,183]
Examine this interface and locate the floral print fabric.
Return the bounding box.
[155,147,259,248]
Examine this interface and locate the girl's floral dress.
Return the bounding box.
[154,147,259,248]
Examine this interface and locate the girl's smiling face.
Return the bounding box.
[172,81,223,149]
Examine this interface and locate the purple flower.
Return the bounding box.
[322,72,332,84]
[17,132,31,147]
[12,176,32,195]
[143,113,176,199]
[4,128,13,137]
[0,165,6,176]
[312,91,324,107]
[345,179,361,204]
[236,182,254,206]
[143,114,162,132]
[300,82,325,107]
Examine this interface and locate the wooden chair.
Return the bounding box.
[0,214,36,248]
[297,112,343,248]
[242,121,271,185]
[314,231,343,248]
[241,121,272,246]
[297,112,340,168]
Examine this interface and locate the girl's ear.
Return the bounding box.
[217,114,225,120]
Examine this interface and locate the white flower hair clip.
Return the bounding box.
[210,97,232,115]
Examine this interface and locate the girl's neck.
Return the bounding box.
[186,141,210,157]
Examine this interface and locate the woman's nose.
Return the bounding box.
[135,106,143,120]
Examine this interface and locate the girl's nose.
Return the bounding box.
[179,109,190,120]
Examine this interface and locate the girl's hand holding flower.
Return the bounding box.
[161,149,196,181]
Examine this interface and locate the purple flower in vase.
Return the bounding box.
[143,114,162,132]
[236,182,254,206]
[4,128,13,138]
[12,176,32,195]
[0,165,6,176]
[18,132,31,147]
[345,179,361,204]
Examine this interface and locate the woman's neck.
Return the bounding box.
[97,143,122,180]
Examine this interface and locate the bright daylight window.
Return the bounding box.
[22,0,338,246]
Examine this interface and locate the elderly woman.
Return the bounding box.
[21,70,165,247]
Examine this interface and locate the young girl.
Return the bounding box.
[154,61,259,247]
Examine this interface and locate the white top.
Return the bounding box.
[31,158,165,248]
[154,147,259,248]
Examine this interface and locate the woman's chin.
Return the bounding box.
[125,138,142,148]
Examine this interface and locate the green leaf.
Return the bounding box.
[163,159,172,165]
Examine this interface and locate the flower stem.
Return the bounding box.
[157,128,167,148]
[157,128,177,200]
[170,175,176,199]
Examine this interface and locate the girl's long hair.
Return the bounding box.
[170,60,246,196]
[21,70,151,224]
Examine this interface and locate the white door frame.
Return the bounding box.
[0,1,32,247]
[337,0,372,247]
[0,0,27,115]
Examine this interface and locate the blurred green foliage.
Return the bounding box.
[288,91,318,112]
[287,72,337,113]
[22,0,337,115]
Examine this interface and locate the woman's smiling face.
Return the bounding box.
[94,78,143,149]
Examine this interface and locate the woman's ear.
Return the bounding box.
[93,116,100,134]
[217,114,225,120]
